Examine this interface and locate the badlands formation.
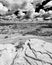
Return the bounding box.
[0,0,52,65]
[0,38,52,65]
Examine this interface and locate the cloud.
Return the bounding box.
[0,2,8,12]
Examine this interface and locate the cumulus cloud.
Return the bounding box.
[0,0,48,17]
[0,2,8,12]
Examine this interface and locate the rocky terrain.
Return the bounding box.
[0,38,52,65]
[0,0,52,65]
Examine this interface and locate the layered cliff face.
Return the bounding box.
[0,0,52,35]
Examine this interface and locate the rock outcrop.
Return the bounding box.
[0,38,52,65]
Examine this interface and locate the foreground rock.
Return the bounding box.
[0,38,52,65]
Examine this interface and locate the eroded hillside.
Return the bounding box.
[0,0,52,65]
